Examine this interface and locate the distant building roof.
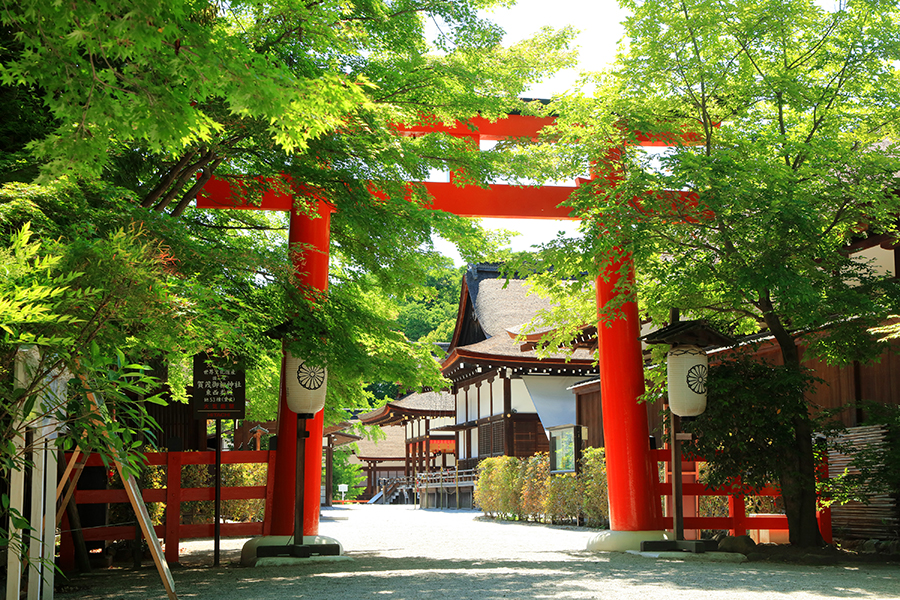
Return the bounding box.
[442,264,598,385]
[352,424,407,462]
[323,421,363,447]
[359,389,455,426]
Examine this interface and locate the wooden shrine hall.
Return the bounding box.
[359,389,456,503]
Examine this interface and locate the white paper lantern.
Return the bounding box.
[284,351,327,415]
[667,344,708,417]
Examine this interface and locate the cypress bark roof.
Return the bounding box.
[358,389,455,426]
[442,263,598,385]
[446,263,596,361]
[353,424,407,461]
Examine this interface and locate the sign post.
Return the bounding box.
[191,353,246,566]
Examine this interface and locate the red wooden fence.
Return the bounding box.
[60,448,833,570]
[652,449,832,543]
[60,450,276,568]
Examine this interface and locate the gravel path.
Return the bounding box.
[60,505,900,600]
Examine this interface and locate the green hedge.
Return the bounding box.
[474,450,784,529]
[474,448,610,527]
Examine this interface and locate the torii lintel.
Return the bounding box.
[197,178,578,220]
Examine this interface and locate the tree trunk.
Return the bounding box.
[778,414,823,547]
[762,299,824,547]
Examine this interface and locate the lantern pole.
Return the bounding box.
[670,411,684,542]
[637,310,734,554]
[294,413,312,547]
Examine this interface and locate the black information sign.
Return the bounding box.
[191,352,246,419]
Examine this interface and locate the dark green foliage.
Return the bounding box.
[395,259,464,344]
[683,356,820,493]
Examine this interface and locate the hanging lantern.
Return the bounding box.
[284,351,328,415]
[667,344,708,417]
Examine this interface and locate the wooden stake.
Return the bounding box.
[74,372,178,600]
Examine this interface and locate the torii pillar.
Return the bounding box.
[587,256,666,550]
[269,200,334,538]
[197,182,338,556]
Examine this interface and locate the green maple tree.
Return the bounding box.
[518,0,900,547]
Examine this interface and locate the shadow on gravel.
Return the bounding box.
[59,551,900,600]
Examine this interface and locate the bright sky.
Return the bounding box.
[432,0,628,264]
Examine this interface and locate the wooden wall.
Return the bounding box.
[828,425,899,540]
[509,415,549,458]
[752,340,900,427]
[575,382,664,450]
[576,384,604,448]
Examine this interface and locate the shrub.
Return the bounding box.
[496,456,523,519]
[580,447,609,528]
[108,460,166,527]
[179,461,266,524]
[520,453,548,521]
[473,457,498,516]
[547,473,580,524]
[474,449,611,528]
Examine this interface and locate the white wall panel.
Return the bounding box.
[511,378,537,413]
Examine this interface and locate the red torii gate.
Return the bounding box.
[198,113,672,550]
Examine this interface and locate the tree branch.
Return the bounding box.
[140,150,199,208]
[170,156,225,217]
[152,149,215,213]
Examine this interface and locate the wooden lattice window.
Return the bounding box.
[478,423,491,457]
[492,421,504,455]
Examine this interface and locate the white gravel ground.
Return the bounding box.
[60,504,900,600]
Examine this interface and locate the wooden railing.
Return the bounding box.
[376,476,411,503]
[374,469,477,504]
[416,469,478,487]
[60,450,275,568]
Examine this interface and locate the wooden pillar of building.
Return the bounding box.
[425,418,431,475]
[324,434,334,507]
[367,460,376,496]
[404,439,411,477]
[503,375,513,456]
[424,419,432,506]
[475,381,481,423]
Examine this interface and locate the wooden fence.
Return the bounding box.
[828,425,898,539]
[652,448,833,542]
[60,450,275,569]
[61,447,836,570]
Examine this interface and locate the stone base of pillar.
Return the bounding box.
[240,535,349,567]
[586,530,670,552]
